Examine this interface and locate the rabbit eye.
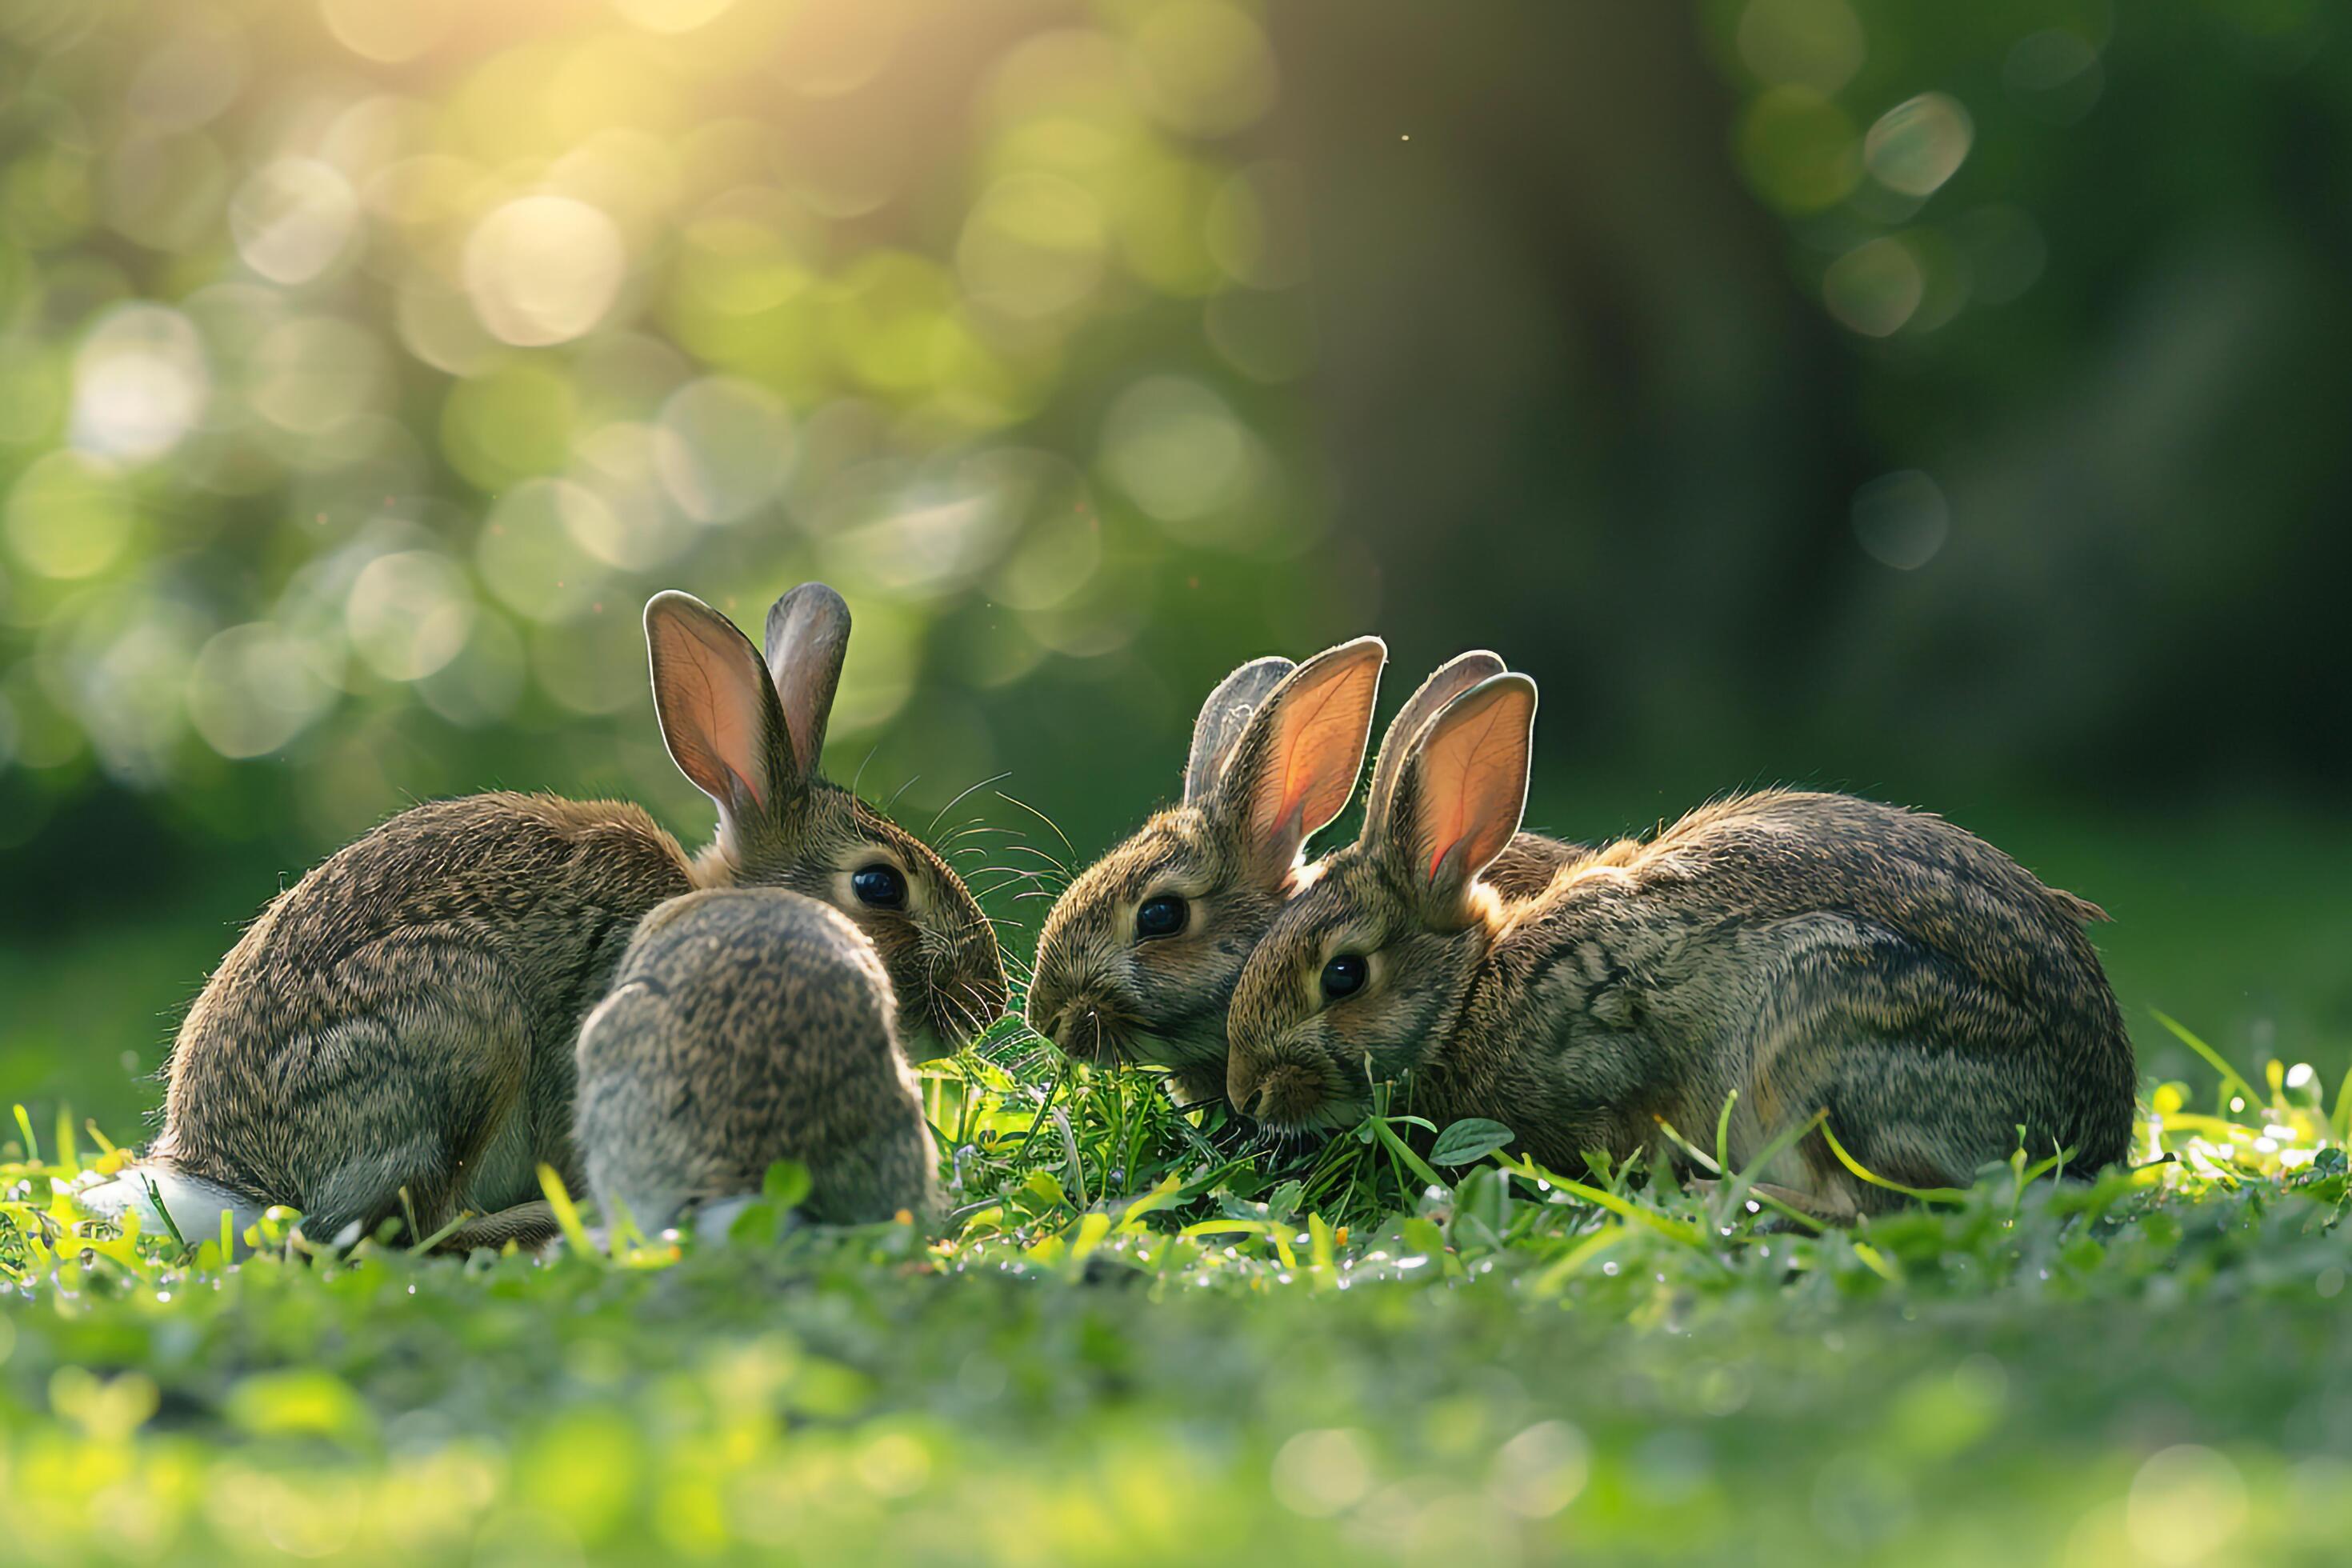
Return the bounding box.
[1320,954,1369,1000]
[851,864,907,909]
[1134,895,1188,939]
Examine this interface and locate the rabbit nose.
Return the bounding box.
[1226,1056,1264,1118]
[1022,978,1066,1038]
[1044,1000,1106,1057]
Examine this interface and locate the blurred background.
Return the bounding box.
[0,0,2344,1128]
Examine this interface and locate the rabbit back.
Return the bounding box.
[146,792,694,1245]
[574,887,938,1234]
[1480,790,2134,1205]
[1485,831,1592,902]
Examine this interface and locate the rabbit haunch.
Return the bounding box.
[1226,670,2136,1221]
[77,585,1003,1254]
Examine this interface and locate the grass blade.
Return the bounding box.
[1529,1224,1628,1298]
[1494,1153,1710,1250]
[1818,1123,1969,1207]
[1652,1114,1722,1177]
[1366,1116,1446,1191]
[536,1165,597,1258]
[2151,1010,2260,1111]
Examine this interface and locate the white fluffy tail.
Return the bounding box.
[72,1165,270,1254]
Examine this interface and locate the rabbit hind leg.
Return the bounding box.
[1782,1042,2033,1218]
[432,1200,563,1255]
[282,942,535,1250]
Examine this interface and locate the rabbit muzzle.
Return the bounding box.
[1228,1051,1340,1131]
[1030,989,1130,1066]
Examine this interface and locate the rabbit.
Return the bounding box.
[1026,642,1586,1110]
[77,584,1004,1254]
[574,886,938,1237]
[1223,671,2138,1219]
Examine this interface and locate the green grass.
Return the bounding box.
[6,803,2350,1564]
[4,1018,2350,1567]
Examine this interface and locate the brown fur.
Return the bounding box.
[94,586,1002,1253]
[1226,677,2137,1218]
[574,888,938,1232]
[1028,648,1587,1107]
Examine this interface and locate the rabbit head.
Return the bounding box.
[646,583,1008,1052]
[1025,637,1388,1102]
[1226,671,1538,1133]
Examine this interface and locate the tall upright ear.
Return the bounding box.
[1382,674,1535,928]
[762,582,851,780]
[1183,655,1295,805]
[1214,636,1386,882]
[1365,650,1506,830]
[646,592,791,842]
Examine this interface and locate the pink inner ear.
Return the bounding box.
[1260,651,1382,844]
[658,612,767,809]
[1421,699,1523,884]
[1276,677,1351,830]
[706,678,762,808]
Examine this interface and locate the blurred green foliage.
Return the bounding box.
[0,0,1326,865]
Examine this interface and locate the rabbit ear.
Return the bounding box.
[1365,650,1506,830]
[646,592,794,840]
[1183,655,1297,805]
[762,582,851,779]
[1378,673,1535,927]
[1214,636,1386,882]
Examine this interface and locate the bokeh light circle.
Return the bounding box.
[249,316,386,438]
[1736,0,1866,94]
[607,0,738,35]
[1850,470,1949,570]
[6,452,136,580]
[1864,93,1974,198]
[958,173,1109,321]
[319,0,458,65]
[556,425,690,570]
[1822,237,1923,337]
[346,550,476,681]
[463,196,628,348]
[1099,377,1246,523]
[187,622,339,758]
[654,377,793,522]
[1128,1,1278,138]
[476,479,612,624]
[230,159,361,285]
[70,304,210,464]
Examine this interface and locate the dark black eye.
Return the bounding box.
[851,864,906,909]
[1320,954,1369,1000]
[1135,896,1188,939]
